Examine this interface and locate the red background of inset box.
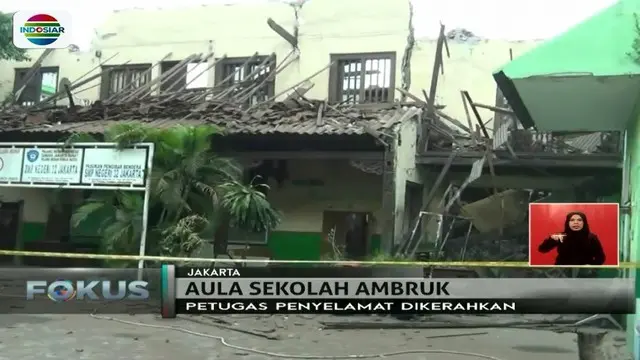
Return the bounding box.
[528,203,619,266]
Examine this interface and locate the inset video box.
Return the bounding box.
[160,265,635,318]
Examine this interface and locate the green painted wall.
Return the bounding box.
[266,231,382,260]
[20,199,382,261]
[267,231,322,260]
[370,235,381,254]
[21,222,46,243]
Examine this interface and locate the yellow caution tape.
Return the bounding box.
[0,249,635,268]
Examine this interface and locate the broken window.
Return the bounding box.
[100,64,152,100]
[160,61,209,93]
[329,52,396,104]
[215,56,275,107]
[13,67,59,106]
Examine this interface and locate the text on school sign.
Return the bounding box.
[0,148,24,182]
[0,144,149,187]
[22,148,82,184]
[82,148,147,185]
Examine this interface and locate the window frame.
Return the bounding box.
[160,60,210,93]
[159,60,183,93]
[13,66,60,106]
[328,52,396,104]
[100,63,152,100]
[214,55,276,106]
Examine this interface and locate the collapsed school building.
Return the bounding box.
[0,26,621,271]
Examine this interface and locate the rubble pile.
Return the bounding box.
[0,105,65,130]
[0,96,397,135]
[70,97,374,123]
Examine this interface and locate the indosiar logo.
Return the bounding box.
[13,11,72,49]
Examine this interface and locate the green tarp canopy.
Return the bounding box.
[494,0,640,131]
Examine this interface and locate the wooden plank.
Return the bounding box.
[37,64,129,105]
[472,101,514,115]
[395,87,471,133]
[103,60,158,102]
[395,150,457,256]
[462,91,490,139]
[267,18,297,48]
[119,53,201,102]
[460,90,474,133]
[426,24,446,118]
[246,61,334,111]
[235,51,299,103]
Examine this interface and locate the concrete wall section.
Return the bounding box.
[0,187,49,245]
[409,39,540,133]
[265,158,383,259]
[391,111,422,243]
[268,159,383,233]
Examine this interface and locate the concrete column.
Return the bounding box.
[625,123,638,354]
[379,148,396,254]
[577,329,633,360]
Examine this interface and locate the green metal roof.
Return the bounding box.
[500,1,640,77]
[494,0,640,131]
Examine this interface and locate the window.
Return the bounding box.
[215,56,275,107]
[13,67,59,106]
[100,64,152,100]
[329,52,396,104]
[160,61,209,93]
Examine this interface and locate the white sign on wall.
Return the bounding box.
[0,148,24,182]
[22,148,82,184]
[0,143,152,190]
[0,142,155,277]
[82,148,147,186]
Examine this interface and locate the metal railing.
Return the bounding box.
[421,123,623,155]
[505,129,622,155]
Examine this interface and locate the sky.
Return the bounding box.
[1,0,618,49]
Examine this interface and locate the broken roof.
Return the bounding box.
[0,97,420,137]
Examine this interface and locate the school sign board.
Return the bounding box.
[0,143,154,190]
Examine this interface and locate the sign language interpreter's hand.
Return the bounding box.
[550,234,566,242]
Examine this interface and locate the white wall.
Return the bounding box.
[410,38,540,132]
[0,188,49,223]
[265,159,382,234]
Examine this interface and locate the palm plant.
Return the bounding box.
[70,122,280,265]
[220,178,280,233]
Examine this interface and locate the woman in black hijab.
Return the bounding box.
[537,211,606,265]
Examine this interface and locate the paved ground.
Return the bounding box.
[0,312,631,360]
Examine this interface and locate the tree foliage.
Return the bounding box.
[70,123,281,265]
[0,12,29,61]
